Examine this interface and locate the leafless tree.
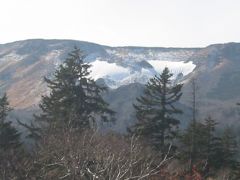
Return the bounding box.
[27,128,174,180]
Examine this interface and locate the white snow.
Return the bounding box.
[147,60,196,76]
[89,60,130,80]
[45,50,63,67]
[119,68,155,86]
[89,59,196,89]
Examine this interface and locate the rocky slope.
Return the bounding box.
[0,39,198,109]
[182,43,240,128]
[0,39,240,132]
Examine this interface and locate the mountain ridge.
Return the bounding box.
[0,39,240,132]
[0,38,203,49]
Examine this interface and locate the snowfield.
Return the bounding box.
[147,60,196,76]
[90,59,196,89]
[90,60,130,80]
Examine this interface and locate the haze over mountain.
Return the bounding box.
[0,39,240,132]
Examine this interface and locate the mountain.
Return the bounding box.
[0,39,240,132]
[0,39,198,109]
[182,43,240,128]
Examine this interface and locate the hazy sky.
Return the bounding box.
[0,0,239,47]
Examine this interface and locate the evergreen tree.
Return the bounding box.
[131,67,183,159]
[207,126,239,178]
[202,117,223,175]
[180,117,239,176]
[0,94,24,179]
[0,93,21,150]
[180,117,223,175]
[36,47,114,130]
[221,127,238,168]
[188,78,198,175]
[180,121,206,164]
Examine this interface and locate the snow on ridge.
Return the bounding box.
[148,60,196,76]
[105,48,196,62]
[45,50,63,67]
[89,60,130,81]
[89,60,156,89]
[89,59,196,89]
[119,68,155,86]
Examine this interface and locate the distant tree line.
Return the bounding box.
[0,47,240,179]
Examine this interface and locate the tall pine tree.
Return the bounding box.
[36,47,114,130]
[180,121,206,166]
[221,127,238,169]
[201,117,224,176]
[0,93,21,150]
[0,93,24,179]
[180,117,239,176]
[131,67,183,159]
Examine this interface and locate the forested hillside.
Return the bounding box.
[1,40,240,133]
[1,46,240,179]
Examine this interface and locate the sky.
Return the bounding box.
[0,0,240,47]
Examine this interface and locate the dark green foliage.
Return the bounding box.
[131,67,183,157]
[0,94,12,121]
[180,117,239,176]
[220,127,239,168]
[0,93,21,150]
[212,127,239,178]
[201,117,224,175]
[17,119,41,142]
[202,117,222,168]
[180,118,222,175]
[36,47,114,130]
[0,121,21,151]
[0,94,25,179]
[180,121,206,163]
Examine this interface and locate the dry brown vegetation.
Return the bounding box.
[1,128,238,179]
[28,129,173,179]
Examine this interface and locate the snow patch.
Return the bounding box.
[148,60,196,76]
[44,50,63,67]
[89,60,130,80]
[89,60,196,89]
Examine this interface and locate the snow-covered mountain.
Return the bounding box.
[89,59,195,88]
[88,46,197,88]
[1,39,240,132]
[0,39,198,108]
